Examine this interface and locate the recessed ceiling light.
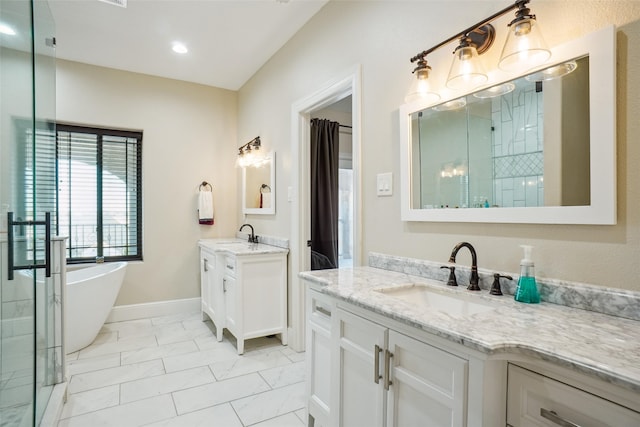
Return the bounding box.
[172,42,188,54]
[0,23,16,36]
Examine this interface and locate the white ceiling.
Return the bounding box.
[48,0,329,90]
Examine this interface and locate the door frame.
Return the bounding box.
[289,65,362,351]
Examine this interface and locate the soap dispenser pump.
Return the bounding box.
[514,245,540,304]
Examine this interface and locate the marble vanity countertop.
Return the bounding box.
[198,238,288,256]
[300,266,640,393]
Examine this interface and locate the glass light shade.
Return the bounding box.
[499,18,551,73]
[405,73,440,104]
[446,45,488,91]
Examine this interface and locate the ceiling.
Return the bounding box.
[48,0,329,91]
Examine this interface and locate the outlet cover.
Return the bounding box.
[377,172,393,196]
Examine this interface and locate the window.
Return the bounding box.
[23,122,143,263]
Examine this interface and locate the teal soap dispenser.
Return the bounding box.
[514,245,540,304]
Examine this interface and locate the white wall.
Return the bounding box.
[238,1,640,291]
[57,60,238,305]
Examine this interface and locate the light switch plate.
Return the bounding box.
[377,172,393,196]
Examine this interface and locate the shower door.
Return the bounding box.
[0,0,56,426]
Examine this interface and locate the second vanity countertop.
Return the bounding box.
[299,266,640,394]
[199,238,288,256]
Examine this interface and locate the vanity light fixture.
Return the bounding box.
[237,136,270,168]
[408,0,549,98]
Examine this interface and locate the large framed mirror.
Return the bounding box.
[242,151,275,215]
[399,25,615,224]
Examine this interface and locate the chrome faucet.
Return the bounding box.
[448,242,480,291]
[239,223,258,243]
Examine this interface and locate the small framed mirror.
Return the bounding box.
[242,151,275,215]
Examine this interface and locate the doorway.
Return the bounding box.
[289,66,361,351]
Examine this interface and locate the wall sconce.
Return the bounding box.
[237,136,269,168]
[408,0,550,99]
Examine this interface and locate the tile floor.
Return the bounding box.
[59,312,307,426]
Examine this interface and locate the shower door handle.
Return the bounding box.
[7,212,52,280]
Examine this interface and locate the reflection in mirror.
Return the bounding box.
[411,55,589,210]
[242,152,275,215]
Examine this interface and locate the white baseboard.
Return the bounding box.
[106,298,201,323]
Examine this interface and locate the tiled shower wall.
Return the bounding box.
[491,82,544,207]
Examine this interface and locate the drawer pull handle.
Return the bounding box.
[383,349,393,390]
[226,264,234,270]
[204,259,208,272]
[315,306,331,318]
[223,278,227,292]
[374,345,382,384]
[540,408,581,427]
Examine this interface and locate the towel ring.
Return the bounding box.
[260,184,271,193]
[199,181,213,192]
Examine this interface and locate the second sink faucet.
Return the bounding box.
[239,223,259,243]
[449,242,480,291]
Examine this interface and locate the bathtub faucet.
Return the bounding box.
[239,223,259,244]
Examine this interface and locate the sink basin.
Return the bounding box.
[375,284,497,317]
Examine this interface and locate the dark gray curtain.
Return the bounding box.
[310,118,340,270]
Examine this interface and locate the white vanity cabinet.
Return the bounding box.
[199,243,288,355]
[506,363,640,427]
[306,285,469,427]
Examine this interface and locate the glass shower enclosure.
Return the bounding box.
[1,0,57,426]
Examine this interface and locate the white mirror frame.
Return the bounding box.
[399,25,616,224]
[242,151,276,215]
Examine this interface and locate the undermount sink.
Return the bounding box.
[375,284,498,317]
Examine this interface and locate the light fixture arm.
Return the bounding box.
[238,136,261,156]
[410,0,530,64]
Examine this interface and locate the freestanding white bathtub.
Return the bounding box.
[66,262,127,353]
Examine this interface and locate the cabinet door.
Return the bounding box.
[507,364,640,427]
[332,308,387,427]
[386,330,468,427]
[200,250,213,316]
[223,274,237,334]
[306,289,334,426]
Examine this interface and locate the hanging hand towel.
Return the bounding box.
[261,192,272,209]
[198,190,214,225]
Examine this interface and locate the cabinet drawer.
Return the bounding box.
[507,364,640,427]
[309,292,333,331]
[224,256,236,277]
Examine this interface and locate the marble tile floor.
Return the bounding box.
[59,312,307,427]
